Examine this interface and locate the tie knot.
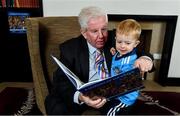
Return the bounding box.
[96,50,103,56]
[95,50,104,65]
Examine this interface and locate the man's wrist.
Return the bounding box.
[74,91,84,105]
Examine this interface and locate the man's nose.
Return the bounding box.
[98,30,103,38]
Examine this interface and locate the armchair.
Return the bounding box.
[25,17,81,114]
[25,16,180,115]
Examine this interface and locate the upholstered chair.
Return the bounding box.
[25,17,81,114]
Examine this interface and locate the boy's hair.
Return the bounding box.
[116,19,141,40]
[78,6,108,30]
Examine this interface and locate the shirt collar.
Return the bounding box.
[87,41,97,55]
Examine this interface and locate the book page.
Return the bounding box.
[78,68,144,99]
[78,79,103,90]
[51,55,83,89]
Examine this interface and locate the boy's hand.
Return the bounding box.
[110,47,116,55]
[134,56,153,72]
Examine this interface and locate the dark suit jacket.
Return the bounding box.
[45,31,114,114]
[45,30,154,114]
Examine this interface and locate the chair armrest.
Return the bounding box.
[26,18,49,115]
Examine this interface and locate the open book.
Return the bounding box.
[52,55,144,100]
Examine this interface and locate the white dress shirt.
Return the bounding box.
[73,41,108,104]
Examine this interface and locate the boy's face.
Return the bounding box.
[115,34,140,55]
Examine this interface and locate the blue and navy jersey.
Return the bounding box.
[111,48,139,106]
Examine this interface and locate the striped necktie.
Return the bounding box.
[95,50,107,79]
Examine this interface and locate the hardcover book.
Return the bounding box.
[52,55,144,100]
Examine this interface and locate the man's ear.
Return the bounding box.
[80,29,87,39]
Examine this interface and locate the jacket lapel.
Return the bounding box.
[104,47,112,74]
[104,30,115,74]
[78,37,89,83]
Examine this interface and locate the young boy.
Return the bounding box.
[108,19,141,115]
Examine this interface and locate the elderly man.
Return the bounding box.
[45,6,153,115]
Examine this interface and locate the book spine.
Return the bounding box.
[36,0,39,8]
[1,0,6,7]
[14,0,20,8]
[6,0,14,7]
[6,0,9,7]
[0,0,2,7]
[31,0,34,8]
[21,0,25,8]
[18,0,22,7]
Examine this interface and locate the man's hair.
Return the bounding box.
[116,19,142,39]
[78,6,108,30]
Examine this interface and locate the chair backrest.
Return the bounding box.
[25,17,81,114]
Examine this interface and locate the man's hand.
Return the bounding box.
[134,56,153,72]
[79,93,106,109]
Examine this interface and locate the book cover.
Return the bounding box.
[1,0,6,7]
[52,55,144,100]
[8,12,30,34]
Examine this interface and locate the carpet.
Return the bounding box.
[0,87,42,115]
[0,87,180,115]
[132,91,180,115]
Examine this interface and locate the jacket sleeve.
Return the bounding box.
[45,39,82,114]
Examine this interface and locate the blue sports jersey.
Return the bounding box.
[111,48,139,106]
